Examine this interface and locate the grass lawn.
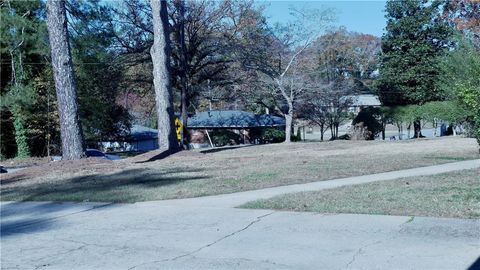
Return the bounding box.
[1,137,478,203]
[241,168,480,219]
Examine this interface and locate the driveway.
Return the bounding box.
[2,160,480,269]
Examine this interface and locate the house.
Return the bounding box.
[101,111,286,151]
[343,94,381,113]
[187,110,285,148]
[100,124,158,152]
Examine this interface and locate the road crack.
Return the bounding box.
[172,211,274,261]
[127,211,275,270]
[345,240,382,268]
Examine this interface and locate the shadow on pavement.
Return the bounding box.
[0,202,116,238]
[468,257,480,270]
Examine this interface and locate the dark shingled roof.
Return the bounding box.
[130,125,158,140]
[187,110,285,129]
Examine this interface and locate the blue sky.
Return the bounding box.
[261,0,387,37]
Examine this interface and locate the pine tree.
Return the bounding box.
[1,0,46,158]
[46,0,85,160]
[376,0,453,137]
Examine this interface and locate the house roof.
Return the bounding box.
[187,110,285,129]
[130,124,158,140]
[343,94,381,107]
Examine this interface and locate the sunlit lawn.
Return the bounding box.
[1,137,478,203]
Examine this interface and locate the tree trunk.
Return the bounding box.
[320,124,324,141]
[46,0,85,160]
[150,0,179,152]
[176,0,188,148]
[284,102,293,143]
[284,114,292,143]
[413,119,423,138]
[381,123,386,140]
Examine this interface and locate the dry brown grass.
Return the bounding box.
[1,137,478,202]
[242,168,480,219]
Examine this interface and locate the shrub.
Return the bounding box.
[352,107,382,140]
[262,128,285,143]
[210,130,242,146]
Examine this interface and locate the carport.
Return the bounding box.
[187,110,285,147]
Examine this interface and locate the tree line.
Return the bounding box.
[1,0,479,159]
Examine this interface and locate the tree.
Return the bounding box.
[297,28,379,140]
[376,0,453,138]
[66,0,131,144]
[173,0,187,147]
[242,7,335,143]
[313,28,380,87]
[1,0,46,158]
[150,0,178,151]
[438,39,480,148]
[108,1,264,128]
[441,0,479,46]
[46,0,85,160]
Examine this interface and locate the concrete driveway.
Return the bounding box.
[1,200,479,270]
[2,160,480,269]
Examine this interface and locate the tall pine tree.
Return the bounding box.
[46,0,85,160]
[376,0,452,137]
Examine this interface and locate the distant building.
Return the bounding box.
[100,125,158,152]
[187,110,285,148]
[343,94,381,113]
[100,111,286,151]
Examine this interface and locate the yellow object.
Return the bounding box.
[175,118,183,141]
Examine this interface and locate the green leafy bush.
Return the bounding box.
[438,38,480,149]
[262,128,285,143]
[352,107,383,140]
[210,130,242,146]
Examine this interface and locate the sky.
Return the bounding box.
[261,0,387,37]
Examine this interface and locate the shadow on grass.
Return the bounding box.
[135,149,174,163]
[0,173,29,185]
[1,166,208,202]
[200,144,256,154]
